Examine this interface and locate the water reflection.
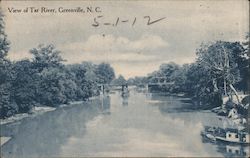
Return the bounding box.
[100,95,111,115]
[202,136,249,157]
[147,93,202,113]
[147,92,249,157]
[219,144,248,157]
[121,85,130,106]
[1,100,102,158]
[58,92,221,157]
[1,90,244,157]
[121,93,129,106]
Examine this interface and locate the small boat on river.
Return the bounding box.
[121,84,130,98]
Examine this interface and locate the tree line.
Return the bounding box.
[128,37,249,110]
[0,10,116,118]
[0,45,115,118]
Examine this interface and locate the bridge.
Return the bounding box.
[148,77,174,85]
[97,77,175,93]
[147,77,174,92]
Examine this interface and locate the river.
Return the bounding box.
[0,89,248,157]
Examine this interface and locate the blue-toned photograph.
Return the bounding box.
[0,0,249,157]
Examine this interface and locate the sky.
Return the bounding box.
[1,0,249,79]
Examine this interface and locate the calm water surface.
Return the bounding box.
[1,90,248,157]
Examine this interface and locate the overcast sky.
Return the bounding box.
[1,0,249,78]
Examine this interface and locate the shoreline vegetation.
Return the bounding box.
[0,97,98,125]
[0,9,249,129]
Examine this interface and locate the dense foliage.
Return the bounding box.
[0,46,115,118]
[129,40,249,108]
[111,75,127,86]
[0,9,116,118]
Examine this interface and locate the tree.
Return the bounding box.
[0,8,10,60]
[170,64,189,93]
[196,41,244,104]
[185,63,222,107]
[81,62,98,83]
[12,60,37,112]
[0,8,10,86]
[66,63,96,100]
[127,76,148,86]
[112,75,127,86]
[30,44,65,72]
[237,33,250,93]
[95,63,115,84]
[37,67,70,106]
[159,62,180,81]
[147,62,181,92]
[29,44,74,106]
[0,8,17,118]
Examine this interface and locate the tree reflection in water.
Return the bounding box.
[122,95,129,106]
[100,95,111,115]
[1,99,102,158]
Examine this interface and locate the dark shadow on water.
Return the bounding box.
[158,102,209,114]
[147,93,211,113]
[159,107,206,113]
[0,99,103,158]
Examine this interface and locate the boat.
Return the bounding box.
[201,126,219,143]
[201,126,249,145]
[215,128,249,145]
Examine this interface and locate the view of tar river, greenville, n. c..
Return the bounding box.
[1,88,248,157]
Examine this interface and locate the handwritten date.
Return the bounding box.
[92,16,166,27]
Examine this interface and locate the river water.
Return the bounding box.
[0,89,248,157]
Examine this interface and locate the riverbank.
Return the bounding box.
[0,97,101,147]
[0,106,56,125]
[0,97,99,126]
[0,106,57,146]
